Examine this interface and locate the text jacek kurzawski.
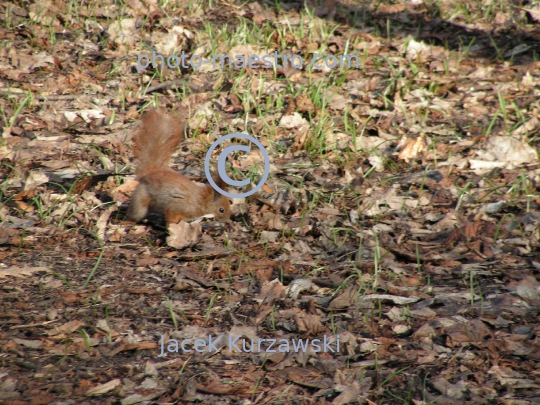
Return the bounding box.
[158,334,340,356]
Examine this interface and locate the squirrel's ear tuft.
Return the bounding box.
[209,173,228,201]
[212,173,228,191]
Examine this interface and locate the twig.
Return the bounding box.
[0,89,78,101]
[142,79,190,94]
[10,319,59,329]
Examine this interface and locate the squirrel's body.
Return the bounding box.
[127,109,231,224]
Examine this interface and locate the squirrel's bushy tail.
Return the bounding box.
[132,108,185,178]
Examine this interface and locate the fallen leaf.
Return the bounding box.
[85,379,121,396]
[166,221,202,249]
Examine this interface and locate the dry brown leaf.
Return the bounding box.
[397,134,428,161]
[522,5,540,22]
[48,320,85,336]
[166,221,202,249]
[328,286,357,311]
[255,278,288,304]
[331,381,361,405]
[0,266,50,279]
[446,319,492,347]
[177,244,232,260]
[85,379,121,396]
[196,380,248,395]
[107,341,157,357]
[295,313,325,335]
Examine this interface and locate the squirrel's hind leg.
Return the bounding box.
[127,185,151,222]
[164,209,188,224]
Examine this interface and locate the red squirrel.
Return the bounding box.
[127,108,232,224]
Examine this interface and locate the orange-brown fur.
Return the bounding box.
[127,109,231,224]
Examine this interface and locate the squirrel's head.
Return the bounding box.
[206,174,232,223]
